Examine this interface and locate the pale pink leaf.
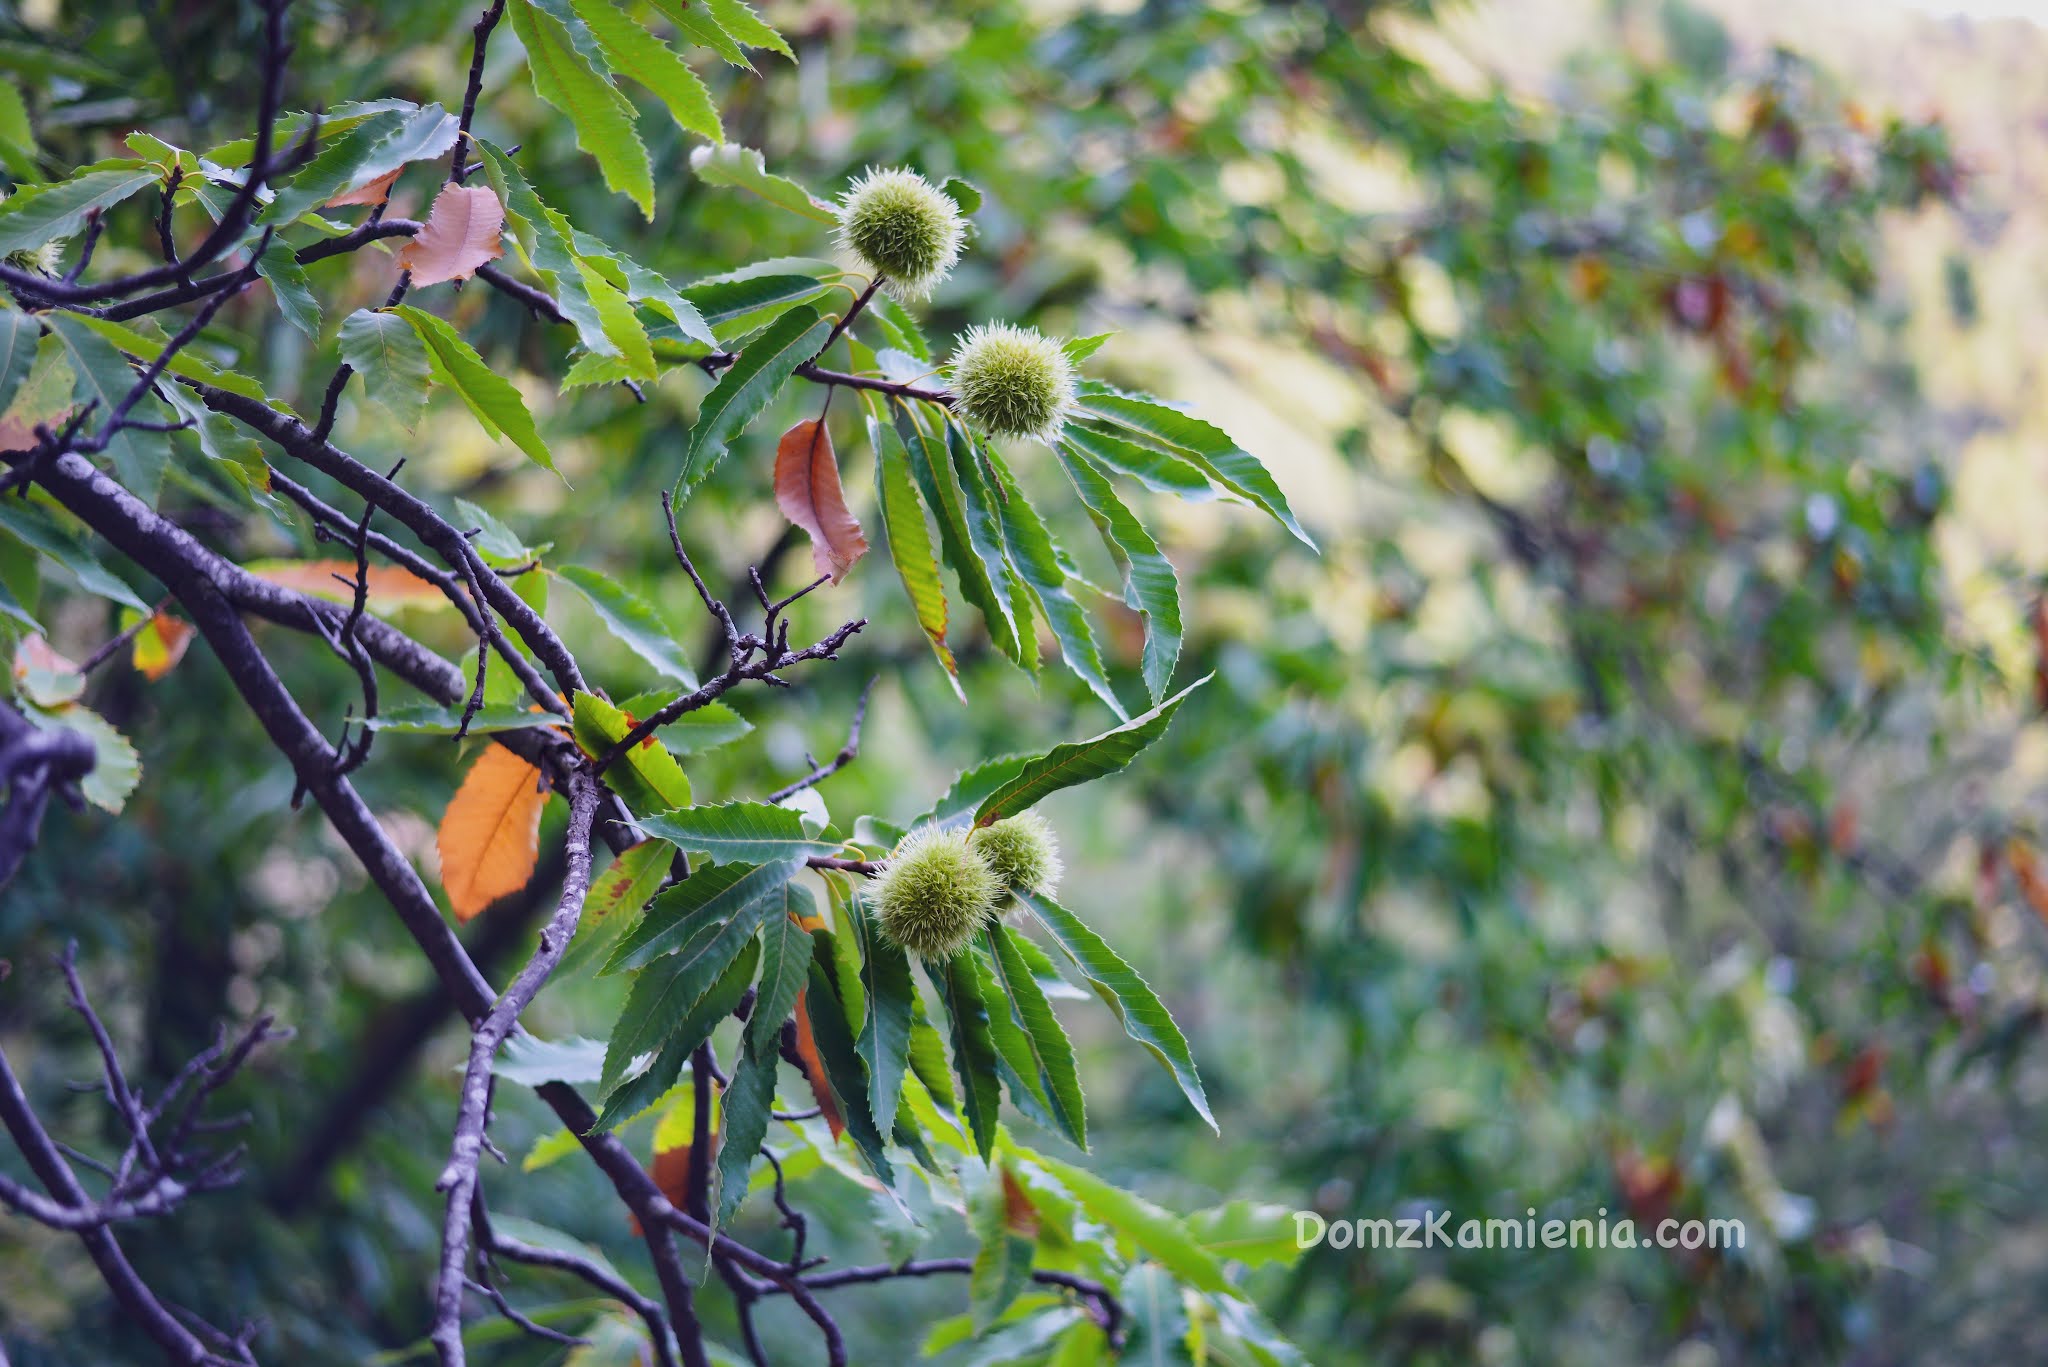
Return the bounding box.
[327,168,402,209]
[397,184,506,287]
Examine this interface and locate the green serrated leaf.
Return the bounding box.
[676,304,832,496]
[907,989,956,1114]
[682,268,829,342]
[615,694,751,754]
[936,952,1003,1161]
[67,315,271,405]
[1017,890,1214,1133]
[651,0,753,68]
[571,230,716,346]
[712,1046,776,1229]
[976,437,1124,716]
[687,143,835,222]
[987,924,1086,1148]
[1120,1262,1198,1355]
[338,308,431,429]
[702,0,793,59]
[595,938,758,1129]
[750,885,813,1059]
[571,0,722,144]
[892,399,1023,665]
[20,699,139,813]
[869,407,962,699]
[939,176,983,215]
[157,383,272,502]
[365,702,550,734]
[391,305,555,472]
[1021,1159,1229,1297]
[553,565,695,683]
[1079,390,1315,549]
[910,754,1030,832]
[0,80,37,181]
[0,162,159,255]
[974,676,1206,826]
[480,142,616,358]
[1064,422,1217,501]
[1184,1201,1308,1270]
[45,315,171,506]
[571,256,655,381]
[511,0,655,218]
[634,800,836,864]
[257,238,320,339]
[869,295,931,362]
[600,926,761,1096]
[491,1033,608,1087]
[1062,333,1113,365]
[849,894,915,1131]
[453,496,544,565]
[803,949,897,1186]
[0,307,38,416]
[1056,441,1182,703]
[969,1163,1035,1331]
[603,857,802,974]
[967,944,1061,1132]
[265,106,457,226]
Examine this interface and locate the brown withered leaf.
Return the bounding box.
[999,1164,1040,1238]
[327,168,402,209]
[397,184,506,287]
[774,418,868,584]
[436,746,549,922]
[790,989,845,1140]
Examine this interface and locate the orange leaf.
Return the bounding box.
[650,1144,693,1212]
[244,559,447,611]
[327,168,401,209]
[131,612,194,682]
[774,419,868,584]
[398,184,506,287]
[790,989,845,1140]
[436,746,549,921]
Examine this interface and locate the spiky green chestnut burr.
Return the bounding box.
[946,323,1076,442]
[871,825,1001,960]
[4,241,63,275]
[973,812,1063,898]
[833,167,965,300]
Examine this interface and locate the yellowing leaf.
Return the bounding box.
[130,611,193,681]
[243,558,448,612]
[774,418,867,584]
[437,746,550,921]
[583,838,670,924]
[0,332,75,453]
[398,184,506,287]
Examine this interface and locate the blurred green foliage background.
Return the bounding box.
[4,0,2047,1363]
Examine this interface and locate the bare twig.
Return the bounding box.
[768,678,875,802]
